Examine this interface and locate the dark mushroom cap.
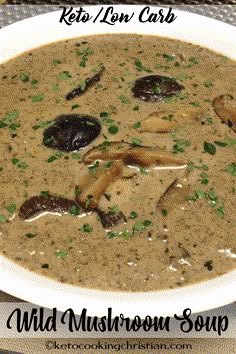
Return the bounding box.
[132,75,184,102]
[43,114,101,151]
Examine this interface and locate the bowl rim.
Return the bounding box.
[0,5,236,318]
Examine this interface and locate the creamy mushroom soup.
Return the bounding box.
[0,34,235,291]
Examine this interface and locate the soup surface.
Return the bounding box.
[0,34,235,291]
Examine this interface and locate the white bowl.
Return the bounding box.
[0,5,236,318]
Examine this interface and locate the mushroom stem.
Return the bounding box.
[212,95,236,132]
[76,160,124,210]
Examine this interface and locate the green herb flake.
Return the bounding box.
[162,114,174,121]
[0,215,7,223]
[77,48,93,67]
[132,121,141,129]
[189,56,199,64]
[71,104,79,110]
[204,81,213,88]
[119,95,131,104]
[52,59,62,65]
[6,203,16,214]
[80,223,93,233]
[161,209,168,216]
[69,205,80,216]
[131,137,142,146]
[3,110,19,124]
[19,73,30,82]
[227,162,236,176]
[204,141,216,155]
[172,135,191,154]
[162,53,175,62]
[12,158,28,170]
[133,105,139,111]
[108,205,119,214]
[71,153,81,160]
[129,211,138,219]
[55,250,68,259]
[108,125,119,135]
[189,101,200,107]
[139,166,148,175]
[47,155,58,163]
[134,59,152,73]
[31,94,45,103]
[57,71,72,80]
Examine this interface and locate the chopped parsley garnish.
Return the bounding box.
[162,114,174,121]
[162,53,175,62]
[204,81,213,88]
[0,215,7,223]
[108,125,119,134]
[139,166,148,174]
[129,211,138,219]
[80,223,93,233]
[47,151,63,163]
[172,134,191,153]
[187,188,225,218]
[31,94,45,103]
[189,101,200,107]
[19,73,30,82]
[161,209,168,216]
[77,48,93,67]
[0,111,19,129]
[71,153,81,160]
[133,105,139,111]
[132,121,141,129]
[108,205,119,214]
[133,220,152,233]
[6,203,16,214]
[55,250,68,259]
[131,137,142,146]
[119,95,131,104]
[203,141,216,155]
[134,59,152,73]
[69,205,80,216]
[57,71,72,80]
[227,162,236,176]
[12,158,28,170]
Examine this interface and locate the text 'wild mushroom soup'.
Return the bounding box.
[0,34,235,291]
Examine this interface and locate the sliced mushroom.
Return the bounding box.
[19,195,79,220]
[65,65,105,100]
[139,109,201,133]
[83,142,187,168]
[76,160,123,210]
[212,94,236,132]
[43,114,101,152]
[132,75,184,102]
[96,208,126,228]
[157,177,191,214]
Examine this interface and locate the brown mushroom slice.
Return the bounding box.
[83,142,187,168]
[65,65,105,100]
[76,160,123,210]
[19,195,79,220]
[157,178,191,214]
[212,94,236,132]
[139,109,201,133]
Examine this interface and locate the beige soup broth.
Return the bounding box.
[0,34,235,291]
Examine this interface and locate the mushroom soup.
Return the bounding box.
[0,34,235,291]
